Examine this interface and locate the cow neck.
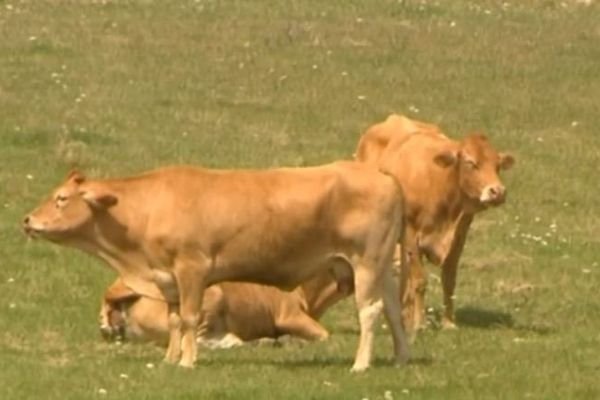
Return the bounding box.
[81,179,155,281]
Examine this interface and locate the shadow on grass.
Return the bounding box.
[196,355,433,369]
[455,306,553,335]
[455,306,514,329]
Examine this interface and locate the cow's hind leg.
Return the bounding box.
[164,302,182,364]
[351,264,385,372]
[276,313,329,341]
[173,257,208,368]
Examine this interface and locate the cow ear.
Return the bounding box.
[433,149,458,168]
[67,169,86,184]
[499,153,515,170]
[80,186,118,209]
[104,279,140,304]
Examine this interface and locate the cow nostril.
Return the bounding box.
[23,216,30,225]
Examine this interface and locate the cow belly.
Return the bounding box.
[211,254,331,291]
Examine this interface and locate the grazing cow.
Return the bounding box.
[354,115,515,335]
[23,162,408,371]
[99,269,353,347]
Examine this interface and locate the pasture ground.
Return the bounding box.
[1,1,600,399]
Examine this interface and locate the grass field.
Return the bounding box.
[2,0,600,398]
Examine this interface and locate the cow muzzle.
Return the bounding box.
[22,216,42,237]
[99,323,126,342]
[480,184,506,206]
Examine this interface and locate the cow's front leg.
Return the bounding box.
[441,263,458,330]
[399,242,427,340]
[173,258,207,368]
[440,214,473,330]
[381,265,410,366]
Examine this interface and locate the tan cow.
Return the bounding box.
[355,115,515,335]
[23,162,408,371]
[99,268,353,347]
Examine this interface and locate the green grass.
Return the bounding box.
[2,0,600,398]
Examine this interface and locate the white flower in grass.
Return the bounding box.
[98,388,107,395]
[357,95,366,101]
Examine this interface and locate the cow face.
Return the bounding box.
[23,170,118,243]
[99,300,128,342]
[434,134,514,207]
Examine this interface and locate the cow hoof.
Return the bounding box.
[350,363,370,373]
[397,350,410,366]
[163,354,179,365]
[178,359,196,368]
[441,320,458,330]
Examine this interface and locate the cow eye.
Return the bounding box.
[465,159,478,170]
[55,195,68,206]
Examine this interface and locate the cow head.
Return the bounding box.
[23,170,118,243]
[99,279,140,342]
[433,134,514,208]
[99,300,128,342]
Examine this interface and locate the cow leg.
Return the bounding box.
[441,214,473,330]
[399,239,427,340]
[351,265,386,372]
[173,258,207,368]
[441,262,458,330]
[276,313,329,341]
[381,266,410,366]
[164,302,182,364]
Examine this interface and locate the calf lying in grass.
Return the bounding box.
[99,269,353,348]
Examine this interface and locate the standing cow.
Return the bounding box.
[23,162,408,371]
[355,115,515,335]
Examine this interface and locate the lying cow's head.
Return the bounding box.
[434,134,514,208]
[23,170,118,243]
[99,300,128,342]
[99,280,142,342]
